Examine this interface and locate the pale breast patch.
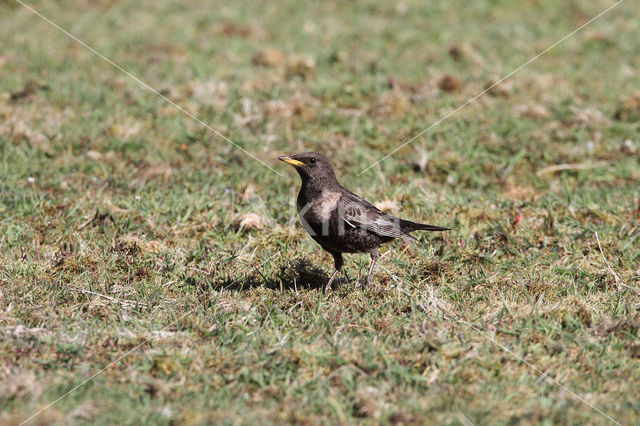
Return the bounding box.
[315,191,341,222]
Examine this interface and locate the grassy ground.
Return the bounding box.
[1,0,639,424]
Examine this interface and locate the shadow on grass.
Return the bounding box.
[217,258,332,291]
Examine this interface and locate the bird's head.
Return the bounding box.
[279,152,338,187]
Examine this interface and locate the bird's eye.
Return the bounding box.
[309,157,316,164]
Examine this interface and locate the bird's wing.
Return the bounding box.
[338,191,410,239]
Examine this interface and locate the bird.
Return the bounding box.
[279,152,449,292]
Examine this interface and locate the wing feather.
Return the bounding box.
[338,192,409,239]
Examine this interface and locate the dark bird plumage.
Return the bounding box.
[279,152,449,292]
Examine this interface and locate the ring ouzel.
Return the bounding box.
[279,152,449,292]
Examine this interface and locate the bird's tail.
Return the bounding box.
[400,219,450,232]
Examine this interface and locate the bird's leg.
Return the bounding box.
[324,252,343,293]
[325,269,339,294]
[364,248,378,287]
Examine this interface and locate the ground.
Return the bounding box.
[1,0,639,424]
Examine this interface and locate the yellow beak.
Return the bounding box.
[278,156,305,167]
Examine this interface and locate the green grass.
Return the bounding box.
[1,0,639,424]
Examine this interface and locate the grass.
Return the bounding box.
[1,0,639,424]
